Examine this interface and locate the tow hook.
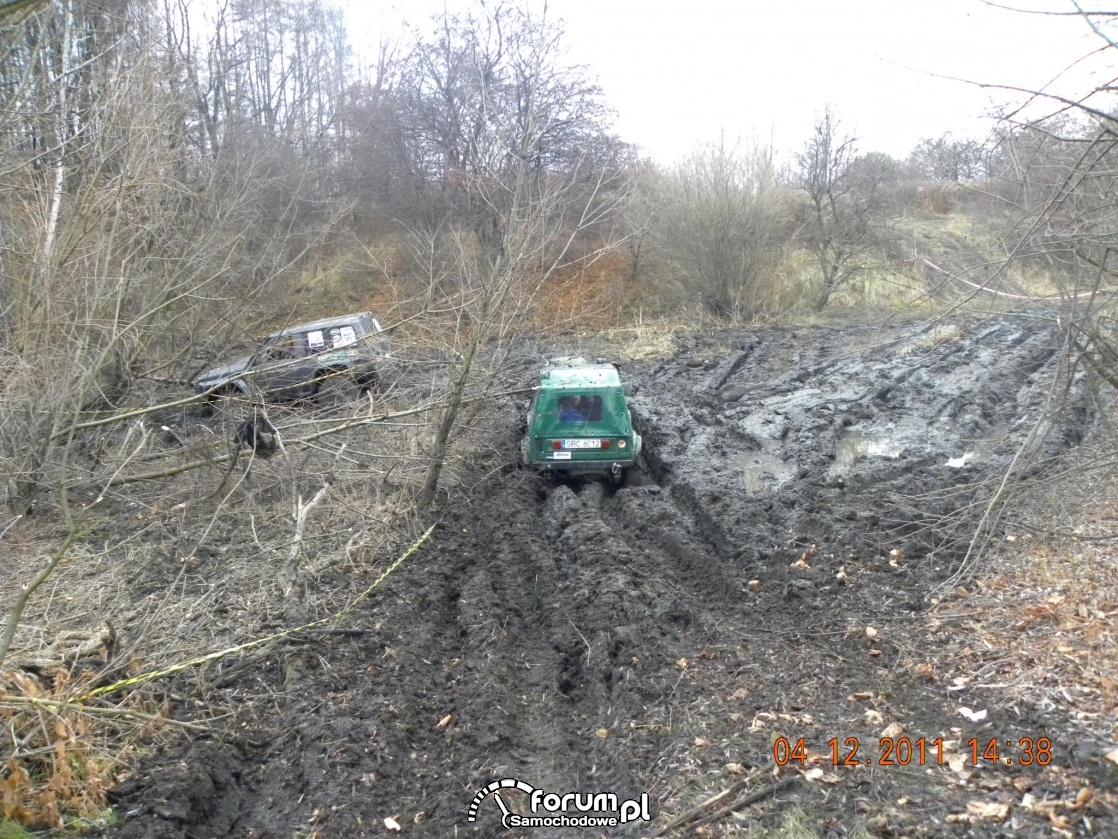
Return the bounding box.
[611,463,623,479]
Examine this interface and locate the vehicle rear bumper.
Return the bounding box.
[530,457,636,476]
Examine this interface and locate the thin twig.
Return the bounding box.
[651,762,783,837]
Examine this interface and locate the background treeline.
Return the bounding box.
[1,0,1116,514]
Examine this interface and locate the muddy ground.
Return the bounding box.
[83,313,1118,837]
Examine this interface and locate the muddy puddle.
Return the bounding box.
[831,430,904,472]
[739,451,790,493]
[945,424,1009,467]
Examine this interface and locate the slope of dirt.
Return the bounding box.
[96,313,1118,838]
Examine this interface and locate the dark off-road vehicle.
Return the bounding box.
[520,357,642,483]
[192,312,391,401]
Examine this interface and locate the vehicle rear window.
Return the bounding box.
[305,326,358,350]
[554,394,603,423]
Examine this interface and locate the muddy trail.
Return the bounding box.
[107,314,1115,838]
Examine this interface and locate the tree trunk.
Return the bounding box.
[416,330,481,509]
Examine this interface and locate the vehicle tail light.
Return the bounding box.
[601,440,611,449]
[551,440,562,450]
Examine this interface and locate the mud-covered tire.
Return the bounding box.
[354,370,379,394]
[201,385,243,419]
[314,368,357,406]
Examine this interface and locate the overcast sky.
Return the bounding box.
[341,0,1105,163]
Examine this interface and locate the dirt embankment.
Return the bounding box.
[100,313,1118,838]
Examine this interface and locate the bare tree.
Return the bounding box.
[644,139,788,319]
[405,1,626,508]
[789,107,887,310]
[0,0,355,514]
[907,133,989,182]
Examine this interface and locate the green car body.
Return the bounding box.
[520,357,642,482]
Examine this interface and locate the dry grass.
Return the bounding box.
[929,524,1118,736]
[0,667,151,830]
[599,317,691,362]
[534,250,633,332]
[0,388,437,831]
[908,455,1118,834]
[929,450,1118,723]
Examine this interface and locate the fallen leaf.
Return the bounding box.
[414,812,427,824]
[821,773,842,784]
[790,556,811,569]
[865,626,879,640]
[913,663,936,681]
[957,706,988,722]
[747,579,762,590]
[966,801,1009,821]
[676,658,689,670]
[804,767,824,781]
[724,763,746,775]
[437,713,453,729]
[864,709,884,725]
[384,816,402,832]
[729,688,749,701]
[881,722,904,739]
[1048,811,1071,831]
[835,566,848,582]
[596,728,610,739]
[947,755,968,775]
[868,648,881,657]
[1105,748,1118,766]
[848,691,874,701]
[694,737,710,747]
[1073,787,1093,808]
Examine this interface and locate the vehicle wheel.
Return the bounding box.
[315,368,356,407]
[621,463,645,487]
[354,370,379,394]
[204,385,242,419]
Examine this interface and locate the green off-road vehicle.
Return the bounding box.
[520,357,642,483]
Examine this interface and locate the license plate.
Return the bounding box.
[563,439,600,449]
[551,451,572,459]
